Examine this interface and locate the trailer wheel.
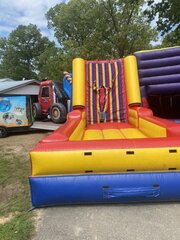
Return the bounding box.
[0,127,7,138]
[50,103,67,123]
[33,103,42,120]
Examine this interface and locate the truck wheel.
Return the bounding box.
[33,103,42,120]
[0,127,7,138]
[50,103,67,124]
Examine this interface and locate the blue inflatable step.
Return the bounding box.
[29,172,180,207]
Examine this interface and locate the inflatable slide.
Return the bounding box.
[29,47,180,207]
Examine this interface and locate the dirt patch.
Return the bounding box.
[0,212,15,225]
[32,209,44,235]
[0,182,22,203]
[0,130,49,156]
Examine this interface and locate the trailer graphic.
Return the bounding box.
[0,96,32,137]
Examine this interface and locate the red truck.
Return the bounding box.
[33,80,70,124]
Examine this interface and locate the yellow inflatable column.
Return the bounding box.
[124,56,141,106]
[72,58,86,108]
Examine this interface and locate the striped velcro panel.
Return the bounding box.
[86,59,127,125]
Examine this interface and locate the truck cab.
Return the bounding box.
[33,80,70,123]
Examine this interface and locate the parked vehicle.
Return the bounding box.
[0,95,33,137]
[33,80,71,124]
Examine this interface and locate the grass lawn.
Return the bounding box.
[0,146,34,240]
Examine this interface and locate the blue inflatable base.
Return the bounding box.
[29,172,180,207]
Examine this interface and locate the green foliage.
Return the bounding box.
[0,1,159,80]
[145,0,180,36]
[38,46,68,81]
[162,29,180,47]
[46,0,156,59]
[0,24,54,80]
[0,38,7,60]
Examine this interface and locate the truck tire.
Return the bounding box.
[0,127,7,138]
[50,103,67,124]
[33,103,42,120]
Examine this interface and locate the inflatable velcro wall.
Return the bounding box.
[29,47,180,207]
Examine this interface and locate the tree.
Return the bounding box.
[145,0,180,46]
[46,0,156,61]
[0,24,54,80]
[0,38,8,77]
[161,29,180,47]
[97,0,156,57]
[145,0,180,34]
[38,46,71,81]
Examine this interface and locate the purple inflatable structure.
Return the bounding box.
[135,47,180,119]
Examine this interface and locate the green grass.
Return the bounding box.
[0,151,34,240]
[0,214,34,240]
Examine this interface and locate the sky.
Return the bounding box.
[0,0,64,42]
[0,0,161,46]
